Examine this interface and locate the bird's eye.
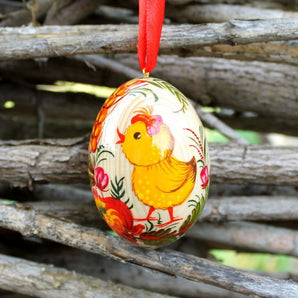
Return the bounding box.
[134,132,142,140]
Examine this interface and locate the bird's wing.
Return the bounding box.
[153,156,196,193]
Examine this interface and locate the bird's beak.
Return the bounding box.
[116,128,125,144]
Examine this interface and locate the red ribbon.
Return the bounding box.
[138,0,166,73]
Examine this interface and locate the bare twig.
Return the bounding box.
[0,202,297,297]
[193,104,249,145]
[0,253,171,298]
[73,54,141,78]
[0,138,297,187]
[0,19,298,60]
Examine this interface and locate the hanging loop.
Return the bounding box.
[138,0,165,73]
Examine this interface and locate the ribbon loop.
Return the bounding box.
[138,0,166,73]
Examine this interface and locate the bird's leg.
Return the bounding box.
[134,206,158,221]
[156,207,183,227]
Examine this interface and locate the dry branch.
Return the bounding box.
[0,114,92,140]
[0,0,55,27]
[0,138,297,187]
[187,41,298,66]
[0,253,171,298]
[0,19,298,60]
[188,221,298,257]
[0,82,104,120]
[166,4,298,23]
[44,0,102,25]
[116,54,298,120]
[200,196,298,222]
[216,114,298,136]
[166,0,292,7]
[0,202,298,297]
[194,104,249,145]
[22,194,298,227]
[1,55,297,120]
[0,240,247,298]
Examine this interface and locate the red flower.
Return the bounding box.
[92,187,145,243]
[94,167,109,191]
[200,165,209,189]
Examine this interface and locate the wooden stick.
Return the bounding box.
[185,41,298,66]
[194,104,249,145]
[0,19,298,60]
[200,196,298,222]
[22,194,298,226]
[0,239,248,298]
[0,0,55,27]
[0,253,171,298]
[0,202,297,297]
[188,221,298,257]
[166,4,298,23]
[0,138,297,187]
[216,113,298,136]
[1,55,297,120]
[44,0,102,25]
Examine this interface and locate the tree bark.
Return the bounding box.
[0,253,171,298]
[0,0,55,27]
[1,54,297,120]
[0,202,298,297]
[0,239,247,298]
[216,114,298,136]
[0,82,104,120]
[0,19,298,60]
[0,138,297,187]
[166,4,298,23]
[188,221,298,257]
[22,194,298,227]
[185,41,298,66]
[44,0,102,25]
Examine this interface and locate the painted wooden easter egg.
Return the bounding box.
[89,77,209,248]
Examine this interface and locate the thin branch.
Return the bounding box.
[0,253,171,298]
[0,202,298,297]
[200,196,298,222]
[188,221,298,257]
[0,0,55,27]
[22,193,298,226]
[193,103,249,145]
[0,138,297,187]
[72,54,141,78]
[44,0,102,25]
[166,4,298,23]
[0,19,298,60]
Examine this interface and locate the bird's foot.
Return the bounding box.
[134,216,158,222]
[156,217,183,228]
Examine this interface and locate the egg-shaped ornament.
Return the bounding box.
[89,77,209,248]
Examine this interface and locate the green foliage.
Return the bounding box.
[210,250,297,272]
[111,176,125,200]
